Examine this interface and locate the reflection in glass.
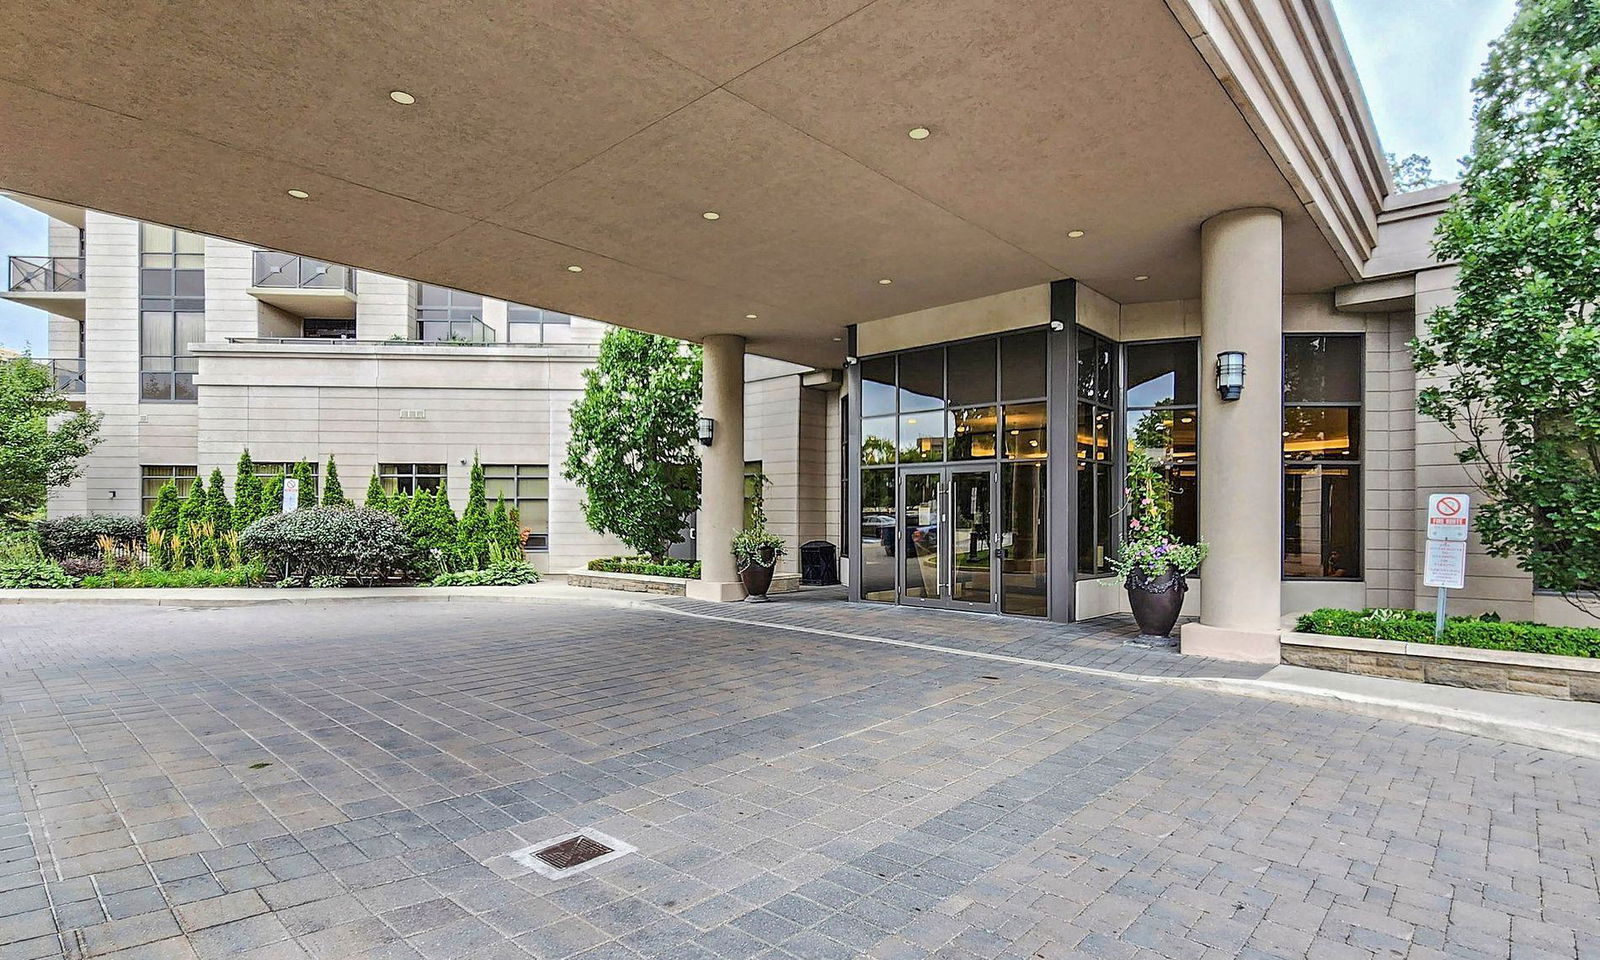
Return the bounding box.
[859,469,897,601]
[1126,340,1198,408]
[1126,409,1199,545]
[950,470,992,604]
[1002,403,1047,458]
[862,416,896,465]
[1283,407,1359,460]
[950,407,998,460]
[1076,338,1098,400]
[948,339,997,406]
[1284,464,1361,578]
[902,473,942,600]
[1284,335,1362,403]
[1001,332,1047,400]
[1077,460,1094,574]
[898,348,944,412]
[898,413,949,462]
[860,357,896,417]
[1001,463,1047,616]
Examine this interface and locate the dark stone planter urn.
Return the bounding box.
[738,546,777,602]
[1126,566,1188,644]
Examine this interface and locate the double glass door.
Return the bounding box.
[899,466,996,611]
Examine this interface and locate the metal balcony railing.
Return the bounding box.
[415,317,496,344]
[251,251,356,292]
[8,256,85,293]
[48,357,86,394]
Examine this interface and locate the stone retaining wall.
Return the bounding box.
[1281,631,1600,702]
[566,569,802,597]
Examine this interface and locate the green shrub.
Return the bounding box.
[456,455,492,569]
[1295,608,1600,659]
[262,475,285,517]
[431,559,541,587]
[290,460,317,508]
[36,514,147,559]
[205,468,233,534]
[242,506,417,585]
[322,456,349,508]
[79,562,264,589]
[587,556,700,579]
[363,470,387,511]
[0,551,76,588]
[235,450,265,530]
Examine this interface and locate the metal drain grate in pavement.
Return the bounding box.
[535,834,613,869]
[507,829,637,879]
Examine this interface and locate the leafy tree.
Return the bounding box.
[363,470,387,511]
[564,328,702,561]
[322,456,349,508]
[1413,0,1600,612]
[261,474,285,518]
[290,460,317,508]
[0,355,101,523]
[1385,151,1446,192]
[205,468,233,534]
[234,449,264,530]
[456,455,491,568]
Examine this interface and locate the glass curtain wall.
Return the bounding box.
[139,224,204,402]
[1283,335,1363,579]
[1124,340,1199,545]
[856,330,1050,614]
[1075,329,1117,577]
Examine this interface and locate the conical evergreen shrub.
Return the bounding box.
[322,456,349,507]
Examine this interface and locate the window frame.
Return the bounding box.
[1075,327,1118,580]
[483,463,550,552]
[1121,337,1201,549]
[138,223,204,403]
[415,285,490,343]
[140,465,198,515]
[505,304,574,345]
[1282,333,1364,582]
[380,462,447,496]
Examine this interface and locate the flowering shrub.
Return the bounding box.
[1108,450,1208,590]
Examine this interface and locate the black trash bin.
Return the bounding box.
[799,540,839,586]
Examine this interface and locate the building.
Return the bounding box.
[1,1,1591,658]
[2,201,840,577]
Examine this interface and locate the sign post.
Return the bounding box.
[282,476,300,513]
[1424,493,1471,640]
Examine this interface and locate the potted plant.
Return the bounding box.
[731,473,786,602]
[1109,450,1208,645]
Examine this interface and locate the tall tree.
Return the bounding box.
[456,454,491,568]
[1385,151,1446,192]
[1413,0,1600,611]
[205,468,233,534]
[0,355,100,523]
[363,469,387,511]
[322,455,349,507]
[234,449,264,530]
[563,329,702,561]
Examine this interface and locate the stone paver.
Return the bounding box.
[0,598,1595,959]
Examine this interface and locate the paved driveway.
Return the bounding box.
[0,598,1595,959]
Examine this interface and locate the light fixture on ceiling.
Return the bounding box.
[286,189,310,199]
[1049,320,1065,332]
[908,127,931,140]
[745,314,758,319]
[832,336,843,342]
[1067,230,1085,238]
[1134,275,1149,282]
[389,90,416,105]
[877,278,893,285]
[702,211,720,221]
[566,265,583,273]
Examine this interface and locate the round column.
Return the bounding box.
[687,334,747,601]
[1183,208,1283,661]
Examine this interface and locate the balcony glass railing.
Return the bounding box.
[48,357,86,394]
[8,256,85,293]
[415,317,496,343]
[251,251,356,292]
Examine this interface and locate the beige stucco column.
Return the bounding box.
[1181,208,1284,662]
[686,334,748,601]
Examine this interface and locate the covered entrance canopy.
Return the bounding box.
[0,0,1388,369]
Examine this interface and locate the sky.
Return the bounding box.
[0,2,1519,355]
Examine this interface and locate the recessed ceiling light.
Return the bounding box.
[908,127,931,140]
[877,278,893,285]
[566,265,583,273]
[745,313,758,319]
[286,189,309,199]
[832,336,843,342]
[1134,275,1149,281]
[1067,230,1085,238]
[702,211,720,221]
[389,90,416,105]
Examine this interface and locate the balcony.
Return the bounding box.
[3,256,85,320]
[47,357,86,396]
[247,251,358,319]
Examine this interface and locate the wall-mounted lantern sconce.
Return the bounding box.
[697,416,716,446]
[1048,320,1065,332]
[1215,350,1246,402]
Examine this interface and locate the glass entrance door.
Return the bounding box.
[897,467,997,611]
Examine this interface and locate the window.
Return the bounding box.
[506,304,574,344]
[139,223,204,402]
[381,463,446,495]
[484,464,549,551]
[416,285,491,342]
[743,462,765,529]
[1284,335,1362,579]
[1124,340,1199,546]
[141,465,197,514]
[1076,329,1116,577]
[302,318,355,339]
